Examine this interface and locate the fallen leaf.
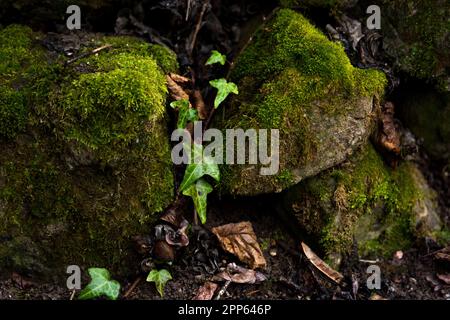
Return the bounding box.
[301,242,344,285]
[213,263,267,284]
[193,281,218,300]
[11,272,34,289]
[166,74,190,101]
[369,293,387,300]
[435,252,450,261]
[374,101,401,157]
[437,274,450,285]
[169,73,191,85]
[211,221,266,269]
[193,89,208,119]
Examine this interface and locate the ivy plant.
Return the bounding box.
[179,142,220,192]
[170,99,199,129]
[78,268,121,300]
[147,269,172,297]
[182,178,213,224]
[209,78,239,108]
[205,50,226,66]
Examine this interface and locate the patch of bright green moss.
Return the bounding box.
[0,24,56,139]
[0,27,176,277]
[219,9,386,194]
[286,144,423,258]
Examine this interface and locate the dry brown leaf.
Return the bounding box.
[193,281,218,300]
[301,242,344,285]
[369,293,387,300]
[213,263,267,284]
[437,274,450,285]
[375,101,401,156]
[211,221,267,269]
[166,75,190,102]
[193,89,208,120]
[169,72,191,85]
[435,252,450,261]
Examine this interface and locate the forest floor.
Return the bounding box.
[0,1,449,300]
[1,194,449,300]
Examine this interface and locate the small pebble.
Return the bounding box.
[269,248,277,257]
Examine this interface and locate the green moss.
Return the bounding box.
[0,24,56,139]
[382,0,450,82]
[0,27,175,278]
[285,144,423,258]
[219,9,386,194]
[87,36,178,74]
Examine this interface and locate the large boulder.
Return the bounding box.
[280,143,443,264]
[0,25,175,279]
[216,9,386,196]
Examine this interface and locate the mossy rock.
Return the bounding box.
[216,9,386,196]
[0,25,175,279]
[397,87,450,161]
[381,0,450,89]
[280,143,442,264]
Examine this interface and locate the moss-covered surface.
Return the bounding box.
[381,0,450,88]
[217,9,386,195]
[282,143,441,260]
[397,88,450,161]
[0,26,175,278]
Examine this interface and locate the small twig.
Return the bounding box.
[214,280,231,300]
[123,276,142,299]
[69,289,76,301]
[186,0,192,21]
[203,107,216,134]
[65,44,112,65]
[188,1,209,58]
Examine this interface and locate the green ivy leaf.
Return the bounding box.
[170,99,190,110]
[170,99,199,129]
[146,269,172,297]
[78,268,121,300]
[179,143,220,191]
[205,50,227,66]
[182,178,213,224]
[209,78,238,108]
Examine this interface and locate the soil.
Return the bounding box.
[0,0,449,300]
[1,195,449,300]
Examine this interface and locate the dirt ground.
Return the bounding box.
[1,193,449,300]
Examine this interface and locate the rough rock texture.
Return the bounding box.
[216,9,386,196]
[280,143,442,264]
[0,25,175,279]
[397,88,450,162]
[381,0,450,90]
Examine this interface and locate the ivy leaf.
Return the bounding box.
[182,178,213,224]
[205,50,227,66]
[170,99,190,110]
[78,268,121,300]
[209,78,239,109]
[170,99,199,129]
[146,269,172,297]
[179,143,220,192]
